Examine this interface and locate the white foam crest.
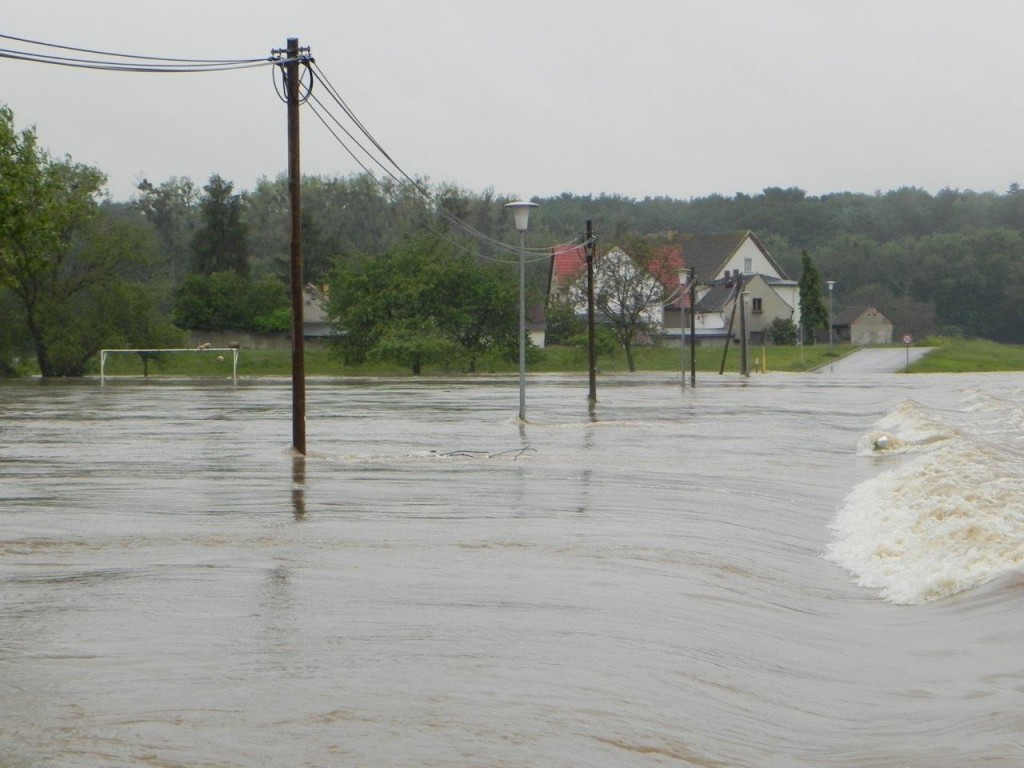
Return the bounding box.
[856,398,956,456]
[827,440,1024,604]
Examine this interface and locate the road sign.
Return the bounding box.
[902,333,913,345]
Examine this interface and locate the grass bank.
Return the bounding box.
[907,337,1024,373]
[70,337,1024,379]
[92,341,844,378]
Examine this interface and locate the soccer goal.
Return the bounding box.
[99,347,239,382]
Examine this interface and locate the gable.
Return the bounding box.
[834,305,894,328]
[671,231,788,282]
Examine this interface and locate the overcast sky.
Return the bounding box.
[4,1,1022,202]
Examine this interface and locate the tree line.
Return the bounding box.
[4,103,1024,377]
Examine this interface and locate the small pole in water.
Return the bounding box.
[585,219,597,405]
[689,269,696,386]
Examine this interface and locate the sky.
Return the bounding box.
[3,0,1023,203]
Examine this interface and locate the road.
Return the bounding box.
[815,347,933,374]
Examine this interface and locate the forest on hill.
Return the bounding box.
[229,176,1024,342]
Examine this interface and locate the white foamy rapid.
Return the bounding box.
[828,396,1024,604]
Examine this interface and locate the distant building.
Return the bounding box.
[303,284,331,338]
[832,306,894,345]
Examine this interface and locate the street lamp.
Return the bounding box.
[505,200,538,422]
[826,280,836,350]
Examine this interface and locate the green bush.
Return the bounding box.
[767,317,799,345]
[173,272,289,332]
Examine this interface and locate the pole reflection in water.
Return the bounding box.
[291,454,306,521]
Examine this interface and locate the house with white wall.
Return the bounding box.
[550,231,799,346]
[675,231,798,343]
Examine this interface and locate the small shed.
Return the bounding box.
[303,284,331,338]
[832,306,894,345]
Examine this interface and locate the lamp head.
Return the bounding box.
[505,200,539,232]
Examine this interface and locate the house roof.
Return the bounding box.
[549,244,588,291]
[649,245,685,290]
[549,243,688,299]
[694,276,746,312]
[833,305,893,327]
[670,230,788,282]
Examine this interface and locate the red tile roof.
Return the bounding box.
[549,243,693,307]
[551,244,587,286]
[649,245,686,290]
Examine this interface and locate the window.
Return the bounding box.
[744,257,753,273]
[751,297,763,314]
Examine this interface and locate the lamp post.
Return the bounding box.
[505,200,538,422]
[678,268,688,385]
[826,280,836,350]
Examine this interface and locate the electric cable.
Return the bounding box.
[307,93,566,266]
[3,35,591,263]
[0,32,270,64]
[309,63,578,256]
[0,47,273,73]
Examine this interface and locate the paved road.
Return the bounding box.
[815,347,933,374]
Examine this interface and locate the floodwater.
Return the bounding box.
[1,372,1022,767]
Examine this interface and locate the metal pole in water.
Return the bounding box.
[505,201,537,422]
[585,219,597,404]
[689,269,697,386]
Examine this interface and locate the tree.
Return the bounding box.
[569,236,675,372]
[135,176,198,284]
[327,234,519,374]
[366,318,460,375]
[191,174,249,277]
[0,107,178,376]
[798,251,829,344]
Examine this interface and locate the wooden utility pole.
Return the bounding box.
[719,281,741,375]
[585,220,597,404]
[282,37,306,454]
[689,269,697,386]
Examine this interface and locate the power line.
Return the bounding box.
[308,63,578,260]
[0,48,272,73]
[3,33,587,262]
[306,95,558,266]
[0,32,269,64]
[0,32,273,72]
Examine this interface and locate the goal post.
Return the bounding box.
[100,347,239,382]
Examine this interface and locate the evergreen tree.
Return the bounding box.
[191,174,249,277]
[798,251,829,344]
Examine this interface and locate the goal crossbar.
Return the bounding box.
[100,347,239,382]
